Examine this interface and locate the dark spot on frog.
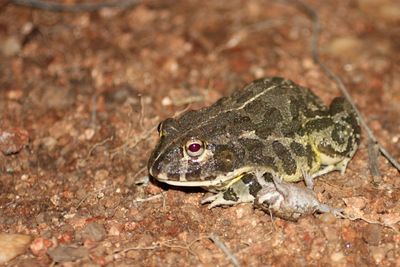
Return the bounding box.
[204,175,216,181]
[241,173,262,197]
[166,171,181,181]
[185,161,201,181]
[289,98,303,120]
[239,139,275,168]
[318,144,341,157]
[290,141,306,157]
[255,107,284,138]
[305,144,315,168]
[225,113,255,135]
[244,98,265,115]
[213,145,237,172]
[281,120,301,137]
[255,126,273,139]
[304,117,334,133]
[223,187,239,201]
[272,141,297,175]
[263,107,283,128]
[263,172,274,183]
[319,135,354,157]
[329,97,347,115]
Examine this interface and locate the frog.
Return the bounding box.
[147,77,360,219]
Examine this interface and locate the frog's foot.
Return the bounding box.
[201,191,241,209]
[312,158,351,178]
[201,177,257,209]
[302,169,314,189]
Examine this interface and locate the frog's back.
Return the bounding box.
[225,77,328,138]
[177,77,328,139]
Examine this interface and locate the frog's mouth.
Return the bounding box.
[154,166,255,190]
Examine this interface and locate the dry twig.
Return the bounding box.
[209,233,241,267]
[114,236,206,257]
[293,0,400,174]
[76,185,113,209]
[134,192,164,203]
[9,0,142,13]
[367,139,381,177]
[345,213,399,232]
[87,135,114,157]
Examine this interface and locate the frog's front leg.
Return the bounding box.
[201,173,262,209]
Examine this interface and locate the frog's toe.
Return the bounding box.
[301,169,314,189]
[201,193,218,205]
[201,192,237,209]
[201,185,255,209]
[337,159,350,175]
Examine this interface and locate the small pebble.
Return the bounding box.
[370,246,387,264]
[0,37,21,56]
[161,96,172,106]
[318,212,337,224]
[0,128,29,155]
[30,237,53,256]
[330,251,345,262]
[326,36,363,60]
[94,169,109,181]
[379,4,400,23]
[82,222,106,242]
[108,225,121,236]
[322,226,339,242]
[235,205,253,219]
[0,233,32,264]
[47,246,89,262]
[6,89,23,100]
[362,224,382,245]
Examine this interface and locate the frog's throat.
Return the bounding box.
[155,166,255,189]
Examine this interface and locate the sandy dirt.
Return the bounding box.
[0,0,399,266]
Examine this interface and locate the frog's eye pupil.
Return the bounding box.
[188,143,201,153]
[185,139,205,157]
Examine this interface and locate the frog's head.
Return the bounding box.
[148,109,249,190]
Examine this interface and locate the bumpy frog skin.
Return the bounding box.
[148,77,360,219]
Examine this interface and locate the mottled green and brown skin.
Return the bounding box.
[148,77,360,208]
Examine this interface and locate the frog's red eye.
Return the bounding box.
[185,139,205,157]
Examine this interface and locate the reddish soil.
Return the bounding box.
[0,0,399,266]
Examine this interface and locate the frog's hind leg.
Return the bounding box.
[201,173,262,209]
[305,156,351,189]
[307,97,360,179]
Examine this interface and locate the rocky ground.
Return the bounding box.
[0,0,399,266]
